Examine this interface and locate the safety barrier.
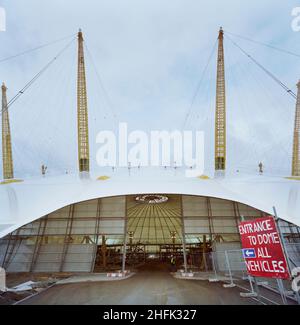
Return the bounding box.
[192,247,300,305]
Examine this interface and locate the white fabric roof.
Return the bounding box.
[0,167,299,238]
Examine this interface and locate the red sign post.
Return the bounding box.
[238,216,290,280]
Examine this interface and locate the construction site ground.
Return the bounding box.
[16,262,259,305]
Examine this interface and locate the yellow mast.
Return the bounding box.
[215,27,226,171]
[1,83,14,180]
[292,81,300,176]
[77,29,90,172]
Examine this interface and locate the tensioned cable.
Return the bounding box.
[0,33,76,64]
[1,37,76,115]
[225,35,297,100]
[225,30,300,59]
[225,43,291,173]
[225,36,294,175]
[84,42,119,124]
[182,39,218,130]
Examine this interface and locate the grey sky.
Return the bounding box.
[0,0,300,177]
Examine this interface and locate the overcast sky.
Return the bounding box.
[1,0,300,178]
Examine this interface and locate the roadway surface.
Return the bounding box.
[20,263,259,305]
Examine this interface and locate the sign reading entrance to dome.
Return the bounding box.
[135,194,168,204]
[238,216,290,280]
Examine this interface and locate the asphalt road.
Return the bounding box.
[20,263,259,305]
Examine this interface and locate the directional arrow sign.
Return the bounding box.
[242,248,256,259]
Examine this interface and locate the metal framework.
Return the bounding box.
[122,198,128,273]
[292,81,300,176]
[1,228,21,270]
[180,195,188,273]
[91,199,102,272]
[60,204,75,272]
[206,197,214,239]
[77,29,90,172]
[1,83,14,179]
[215,27,226,171]
[1,195,299,273]
[29,216,48,272]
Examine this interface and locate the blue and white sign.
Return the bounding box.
[242,248,256,259]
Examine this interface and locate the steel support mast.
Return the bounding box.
[77,29,90,173]
[215,27,226,172]
[1,83,14,180]
[292,81,300,176]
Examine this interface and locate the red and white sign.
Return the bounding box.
[238,216,290,279]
